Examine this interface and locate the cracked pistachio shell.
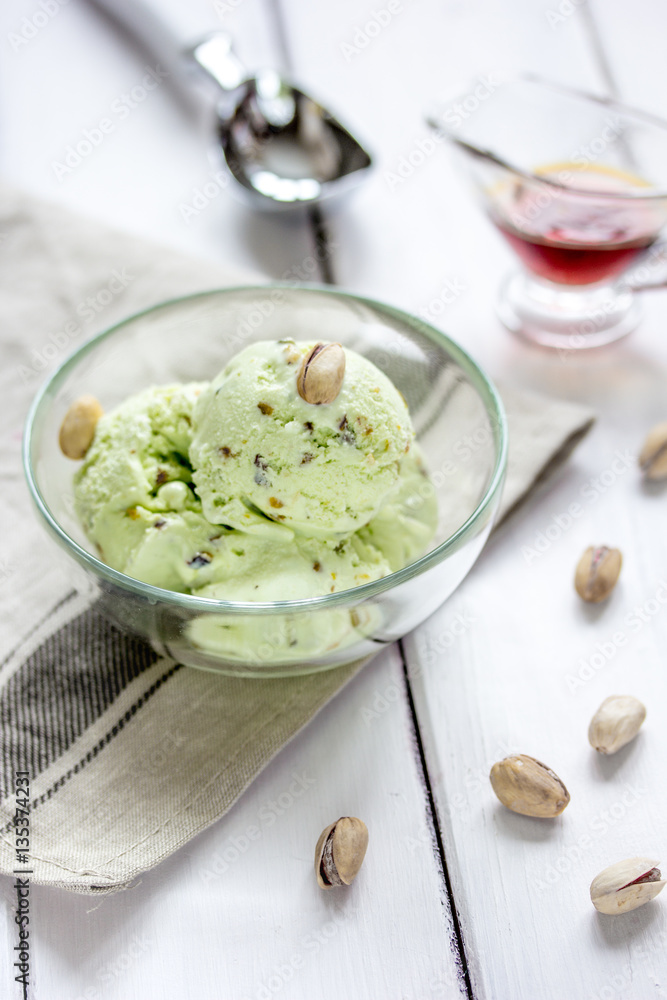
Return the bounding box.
[489,754,570,818]
[315,816,368,889]
[58,395,103,460]
[575,546,622,603]
[591,858,665,915]
[297,343,345,405]
[588,695,646,755]
[639,422,667,481]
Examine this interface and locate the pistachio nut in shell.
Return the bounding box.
[58,395,104,460]
[489,754,570,818]
[574,546,622,603]
[588,694,646,755]
[297,343,346,405]
[590,858,665,915]
[315,816,368,889]
[639,421,667,481]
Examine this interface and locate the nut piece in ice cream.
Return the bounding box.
[315,816,368,889]
[297,342,346,405]
[489,754,570,818]
[639,422,667,481]
[574,546,622,603]
[590,858,665,915]
[59,395,104,460]
[588,694,646,755]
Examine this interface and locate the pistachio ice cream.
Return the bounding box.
[72,339,437,612]
[190,340,413,538]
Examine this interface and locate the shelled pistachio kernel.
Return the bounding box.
[574,546,622,603]
[590,858,665,915]
[297,343,345,405]
[639,421,667,481]
[58,395,103,460]
[489,754,570,818]
[588,695,646,755]
[315,816,368,889]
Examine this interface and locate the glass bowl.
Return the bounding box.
[23,286,507,677]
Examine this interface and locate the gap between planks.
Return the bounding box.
[399,640,476,1000]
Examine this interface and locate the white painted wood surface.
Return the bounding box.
[2,0,667,997]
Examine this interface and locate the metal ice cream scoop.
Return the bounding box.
[88,0,372,210]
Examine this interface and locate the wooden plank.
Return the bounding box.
[280,1,667,997]
[403,371,667,998]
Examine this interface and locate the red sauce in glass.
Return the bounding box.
[490,165,661,285]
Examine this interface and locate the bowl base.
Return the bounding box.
[159,639,375,679]
[497,270,641,351]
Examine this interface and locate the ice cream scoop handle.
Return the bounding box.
[89,0,201,60]
[87,0,241,89]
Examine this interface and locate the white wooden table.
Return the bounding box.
[2,1,667,997]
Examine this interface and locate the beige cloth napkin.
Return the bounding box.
[0,185,594,893]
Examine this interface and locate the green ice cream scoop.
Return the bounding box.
[190,340,414,538]
[73,382,219,589]
[72,377,431,600]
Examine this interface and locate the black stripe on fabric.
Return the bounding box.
[0,605,160,799]
[0,661,183,839]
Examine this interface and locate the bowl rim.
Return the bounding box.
[23,284,508,614]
